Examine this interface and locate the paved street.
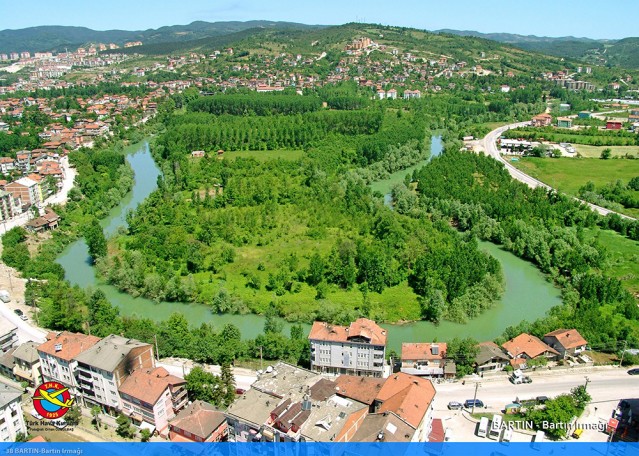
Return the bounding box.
[432,366,634,442]
[158,357,258,391]
[481,123,636,221]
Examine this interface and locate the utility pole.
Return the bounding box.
[259,346,263,371]
[619,340,628,367]
[584,376,590,390]
[472,382,481,414]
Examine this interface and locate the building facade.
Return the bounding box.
[0,383,27,442]
[308,318,387,377]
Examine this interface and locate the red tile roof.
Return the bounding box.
[543,329,587,350]
[502,333,559,359]
[37,331,100,361]
[119,367,185,406]
[401,343,447,361]
[308,318,387,345]
[376,373,435,428]
[335,375,384,405]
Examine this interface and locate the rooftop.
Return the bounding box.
[0,318,17,337]
[0,382,22,409]
[74,334,151,372]
[13,341,40,364]
[401,342,447,361]
[119,367,185,406]
[502,333,559,359]
[170,400,226,440]
[334,375,384,405]
[476,341,509,365]
[376,373,436,429]
[308,318,387,346]
[37,331,100,362]
[544,329,588,350]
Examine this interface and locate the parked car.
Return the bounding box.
[447,401,463,410]
[235,388,246,395]
[464,399,485,409]
[627,368,639,375]
[536,396,549,404]
[13,308,27,320]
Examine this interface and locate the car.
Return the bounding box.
[627,368,639,375]
[523,376,532,384]
[536,396,549,404]
[13,308,27,320]
[447,401,463,410]
[464,399,485,409]
[235,388,246,395]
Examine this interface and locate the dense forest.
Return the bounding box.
[94,92,526,325]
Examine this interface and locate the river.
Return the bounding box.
[56,139,562,352]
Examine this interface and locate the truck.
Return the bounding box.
[510,369,532,384]
[489,415,502,440]
[477,416,489,438]
[0,290,10,303]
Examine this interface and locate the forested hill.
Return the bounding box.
[437,29,639,69]
[0,20,324,54]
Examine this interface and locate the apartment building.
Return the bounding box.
[0,383,27,442]
[308,318,387,378]
[74,335,154,413]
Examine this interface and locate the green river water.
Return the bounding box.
[56,139,562,351]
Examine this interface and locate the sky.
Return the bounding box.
[1,0,637,40]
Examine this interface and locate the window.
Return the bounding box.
[13,419,20,428]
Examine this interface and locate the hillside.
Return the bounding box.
[437,28,639,69]
[0,20,324,54]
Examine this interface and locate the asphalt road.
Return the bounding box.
[433,367,635,414]
[481,123,636,221]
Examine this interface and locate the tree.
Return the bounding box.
[263,303,283,334]
[64,405,82,426]
[571,385,591,411]
[447,337,480,377]
[600,148,612,160]
[84,218,107,261]
[527,394,578,439]
[115,414,136,439]
[220,362,236,407]
[140,428,152,442]
[185,366,222,404]
[91,406,102,430]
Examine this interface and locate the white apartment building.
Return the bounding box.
[0,383,27,442]
[308,318,387,378]
[0,320,18,353]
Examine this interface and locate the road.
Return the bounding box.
[481,122,637,221]
[434,367,632,413]
[0,296,47,344]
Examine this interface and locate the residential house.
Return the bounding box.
[400,343,455,378]
[386,89,398,100]
[26,208,60,233]
[531,113,552,127]
[403,89,421,99]
[38,332,101,398]
[543,329,588,360]
[12,342,42,386]
[559,103,571,112]
[502,333,559,369]
[119,367,188,436]
[0,320,18,353]
[0,383,27,442]
[336,372,436,442]
[308,318,387,377]
[5,177,41,208]
[578,111,592,119]
[0,157,15,174]
[74,334,155,413]
[0,348,16,380]
[474,341,509,374]
[557,117,573,128]
[606,121,623,130]
[226,362,369,442]
[169,400,228,442]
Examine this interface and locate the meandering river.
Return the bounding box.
[56,140,562,351]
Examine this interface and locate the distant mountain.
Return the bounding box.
[0,20,325,54]
[435,29,639,69]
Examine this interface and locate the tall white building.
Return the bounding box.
[308,318,387,378]
[0,383,27,442]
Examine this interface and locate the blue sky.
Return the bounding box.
[1,0,637,40]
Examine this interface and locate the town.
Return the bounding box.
[1,8,639,449]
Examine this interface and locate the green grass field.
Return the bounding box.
[584,227,639,296]
[574,145,639,158]
[222,149,305,161]
[511,157,639,218]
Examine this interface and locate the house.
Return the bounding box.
[0,320,18,353]
[335,372,436,442]
[578,111,592,119]
[531,113,552,127]
[400,343,453,378]
[474,341,509,374]
[386,89,398,100]
[377,90,386,100]
[559,103,571,112]
[74,334,155,413]
[0,383,27,442]
[557,117,573,128]
[543,329,588,359]
[191,150,205,158]
[403,90,421,99]
[12,342,42,386]
[26,208,60,233]
[169,400,228,442]
[0,157,15,174]
[606,121,623,130]
[226,362,369,442]
[37,331,101,399]
[502,333,559,368]
[308,318,387,377]
[119,367,188,436]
